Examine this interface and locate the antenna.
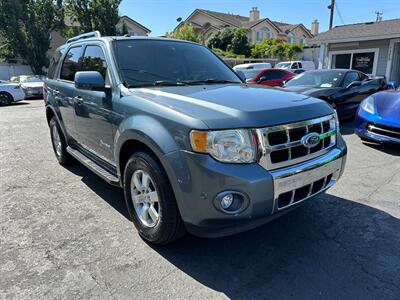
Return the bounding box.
[375,11,383,22]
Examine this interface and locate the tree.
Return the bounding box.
[65,0,121,36]
[250,38,303,60]
[206,27,234,51]
[168,24,200,43]
[0,0,64,74]
[231,28,249,56]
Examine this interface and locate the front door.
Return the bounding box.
[74,44,115,164]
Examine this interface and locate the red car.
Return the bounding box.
[249,68,295,87]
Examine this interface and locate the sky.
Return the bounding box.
[120,0,400,36]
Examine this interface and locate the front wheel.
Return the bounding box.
[123,152,185,245]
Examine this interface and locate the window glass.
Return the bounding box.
[352,52,375,74]
[291,63,298,69]
[82,45,107,79]
[298,62,303,69]
[48,47,65,79]
[256,31,263,42]
[285,70,345,88]
[331,53,351,69]
[341,71,359,87]
[60,47,82,81]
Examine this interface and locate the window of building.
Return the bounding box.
[300,35,307,45]
[330,49,378,75]
[256,31,263,42]
[287,33,295,43]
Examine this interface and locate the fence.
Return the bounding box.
[0,63,33,80]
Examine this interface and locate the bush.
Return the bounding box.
[250,38,303,60]
[168,24,201,43]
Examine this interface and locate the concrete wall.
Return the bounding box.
[0,63,33,80]
[297,47,320,68]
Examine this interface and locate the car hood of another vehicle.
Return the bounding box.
[20,82,43,88]
[129,84,334,129]
[284,85,340,98]
[374,91,400,125]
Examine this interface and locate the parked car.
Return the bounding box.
[233,62,272,72]
[275,60,315,74]
[10,75,44,98]
[45,32,347,244]
[283,69,386,118]
[355,87,400,144]
[237,69,261,82]
[0,80,25,106]
[248,68,295,87]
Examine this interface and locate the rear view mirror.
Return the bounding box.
[346,81,362,89]
[74,71,105,91]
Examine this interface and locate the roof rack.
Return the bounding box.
[66,31,101,44]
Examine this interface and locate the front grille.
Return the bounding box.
[277,173,333,209]
[257,115,337,170]
[368,123,400,140]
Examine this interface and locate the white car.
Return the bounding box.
[233,62,272,71]
[10,75,44,99]
[275,60,315,74]
[0,80,25,106]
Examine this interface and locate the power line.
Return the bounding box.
[335,0,345,25]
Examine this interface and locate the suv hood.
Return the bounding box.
[130,84,334,129]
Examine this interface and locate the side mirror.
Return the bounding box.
[258,76,267,82]
[74,71,105,91]
[386,81,398,90]
[346,81,362,89]
[236,70,246,82]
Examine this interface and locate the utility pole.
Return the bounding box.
[328,0,335,29]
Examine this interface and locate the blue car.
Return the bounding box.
[355,88,400,144]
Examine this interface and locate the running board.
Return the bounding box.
[67,146,120,187]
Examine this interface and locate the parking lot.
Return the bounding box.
[1,99,400,299]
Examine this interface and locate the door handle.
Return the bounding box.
[74,96,83,104]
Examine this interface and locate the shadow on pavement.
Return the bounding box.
[151,194,400,299]
[65,163,130,220]
[361,142,400,156]
[64,155,400,299]
[338,118,355,136]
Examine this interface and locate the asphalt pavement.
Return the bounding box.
[1,100,400,299]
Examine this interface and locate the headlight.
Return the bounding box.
[190,129,256,163]
[333,110,340,133]
[361,96,375,114]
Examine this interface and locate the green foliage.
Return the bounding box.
[65,0,121,36]
[206,27,233,51]
[0,0,64,74]
[207,27,249,56]
[231,28,249,56]
[168,24,200,43]
[250,38,303,60]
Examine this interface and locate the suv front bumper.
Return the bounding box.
[162,135,347,238]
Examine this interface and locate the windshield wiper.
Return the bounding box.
[126,80,189,88]
[183,79,241,85]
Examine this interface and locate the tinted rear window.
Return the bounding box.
[47,47,66,79]
[60,46,82,82]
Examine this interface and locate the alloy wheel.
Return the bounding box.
[130,170,160,227]
[51,125,62,157]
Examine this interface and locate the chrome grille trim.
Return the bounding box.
[257,114,337,170]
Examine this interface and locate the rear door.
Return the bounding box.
[73,44,115,163]
[56,46,83,139]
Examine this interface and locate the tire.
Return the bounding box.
[123,151,185,245]
[0,92,13,106]
[49,117,73,165]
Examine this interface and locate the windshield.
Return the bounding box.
[285,70,345,88]
[275,62,291,69]
[113,39,242,87]
[19,76,43,83]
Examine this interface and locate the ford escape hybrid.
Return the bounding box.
[44,31,347,244]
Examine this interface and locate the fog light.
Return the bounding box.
[221,194,234,209]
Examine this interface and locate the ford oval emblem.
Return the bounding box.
[301,132,321,148]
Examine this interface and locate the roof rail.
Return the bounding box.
[66,31,101,44]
